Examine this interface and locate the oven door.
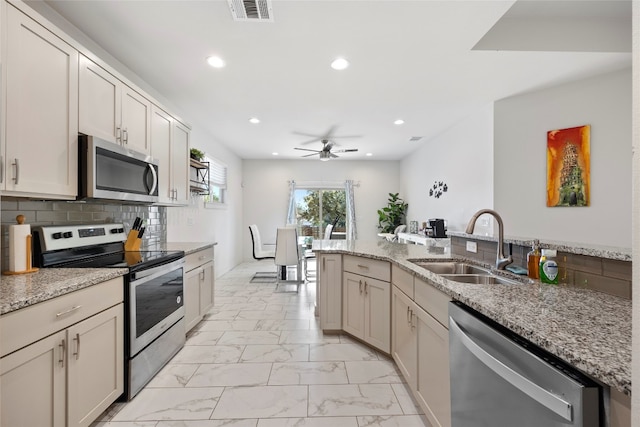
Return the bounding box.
[79,135,159,203]
[129,257,184,356]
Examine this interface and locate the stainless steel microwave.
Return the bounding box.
[78,135,159,203]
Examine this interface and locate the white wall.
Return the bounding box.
[494,68,632,247]
[242,159,400,261]
[400,104,495,233]
[166,128,244,276]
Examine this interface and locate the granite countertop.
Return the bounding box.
[313,239,631,395]
[0,268,128,315]
[0,242,216,316]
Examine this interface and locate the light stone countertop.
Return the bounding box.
[312,239,631,395]
[0,268,128,315]
[0,242,216,316]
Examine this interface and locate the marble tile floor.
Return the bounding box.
[92,260,430,427]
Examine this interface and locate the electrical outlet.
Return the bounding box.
[466,241,477,253]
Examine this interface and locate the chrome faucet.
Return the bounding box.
[465,209,513,270]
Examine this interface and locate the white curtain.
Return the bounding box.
[345,180,357,240]
[286,180,297,225]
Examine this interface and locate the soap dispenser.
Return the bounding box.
[526,239,541,279]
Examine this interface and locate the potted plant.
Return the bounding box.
[377,193,408,233]
[190,148,204,161]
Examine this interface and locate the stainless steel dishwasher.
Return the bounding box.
[449,301,602,427]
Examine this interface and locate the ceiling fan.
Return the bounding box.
[293,126,360,161]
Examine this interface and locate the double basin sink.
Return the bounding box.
[409,260,521,286]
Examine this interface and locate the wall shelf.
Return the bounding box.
[189,158,209,195]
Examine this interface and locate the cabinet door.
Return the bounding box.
[391,286,417,390]
[342,271,365,339]
[5,5,78,197]
[79,54,120,143]
[172,121,190,204]
[415,305,451,427]
[150,105,174,204]
[199,261,215,315]
[121,86,151,155]
[67,304,124,427]
[185,267,203,332]
[0,330,66,427]
[318,253,342,330]
[363,276,390,353]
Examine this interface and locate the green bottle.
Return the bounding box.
[539,249,559,284]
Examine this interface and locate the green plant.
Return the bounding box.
[190,148,204,160]
[377,193,408,233]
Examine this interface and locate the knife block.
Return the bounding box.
[124,230,142,251]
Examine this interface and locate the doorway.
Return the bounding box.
[294,188,346,242]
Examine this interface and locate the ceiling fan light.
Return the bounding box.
[319,151,331,161]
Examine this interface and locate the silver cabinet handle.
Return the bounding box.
[116,127,122,142]
[73,333,80,360]
[406,306,412,323]
[323,257,325,270]
[147,164,158,195]
[200,269,205,281]
[12,159,19,184]
[357,264,369,269]
[1,155,3,183]
[56,305,82,317]
[123,128,128,144]
[410,311,416,329]
[59,339,66,368]
[364,281,368,295]
[449,316,573,422]
[359,280,363,294]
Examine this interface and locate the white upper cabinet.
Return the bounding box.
[150,105,189,205]
[79,54,151,155]
[3,4,78,198]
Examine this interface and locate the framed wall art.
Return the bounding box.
[546,125,590,207]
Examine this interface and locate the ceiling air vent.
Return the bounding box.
[228,0,273,22]
[409,136,423,142]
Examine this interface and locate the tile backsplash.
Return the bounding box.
[451,236,632,300]
[1,197,167,270]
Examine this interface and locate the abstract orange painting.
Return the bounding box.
[546,125,590,207]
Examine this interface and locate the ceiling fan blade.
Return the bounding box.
[330,152,339,158]
[332,148,358,153]
[294,147,321,153]
[301,153,319,158]
[297,137,324,145]
[329,134,362,139]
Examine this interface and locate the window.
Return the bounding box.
[204,156,227,207]
[294,188,346,240]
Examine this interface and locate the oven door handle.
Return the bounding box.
[449,317,573,422]
[131,257,185,282]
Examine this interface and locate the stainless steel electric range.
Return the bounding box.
[32,223,186,400]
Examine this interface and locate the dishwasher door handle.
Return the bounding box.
[449,316,573,422]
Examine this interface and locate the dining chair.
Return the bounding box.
[274,227,302,292]
[249,224,277,281]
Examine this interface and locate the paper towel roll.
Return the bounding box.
[9,219,30,273]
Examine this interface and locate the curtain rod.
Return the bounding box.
[288,180,360,187]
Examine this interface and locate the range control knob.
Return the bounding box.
[110,228,120,234]
[52,232,62,240]
[63,232,73,239]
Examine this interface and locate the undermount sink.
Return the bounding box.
[441,274,520,286]
[411,261,491,276]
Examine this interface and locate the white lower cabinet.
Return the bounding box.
[343,271,390,353]
[0,304,124,427]
[317,253,342,330]
[391,281,451,427]
[184,246,215,332]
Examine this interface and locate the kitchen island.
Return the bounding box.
[313,239,631,396]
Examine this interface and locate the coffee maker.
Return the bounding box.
[426,218,447,238]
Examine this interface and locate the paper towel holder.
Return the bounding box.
[2,214,39,275]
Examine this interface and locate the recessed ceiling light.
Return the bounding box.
[394,119,405,125]
[331,58,349,70]
[272,152,279,156]
[366,153,373,157]
[249,117,260,124]
[206,56,225,68]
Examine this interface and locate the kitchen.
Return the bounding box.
[0,0,637,426]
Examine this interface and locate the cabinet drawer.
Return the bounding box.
[343,255,390,282]
[1,277,123,357]
[392,265,414,298]
[414,277,450,328]
[185,246,214,272]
